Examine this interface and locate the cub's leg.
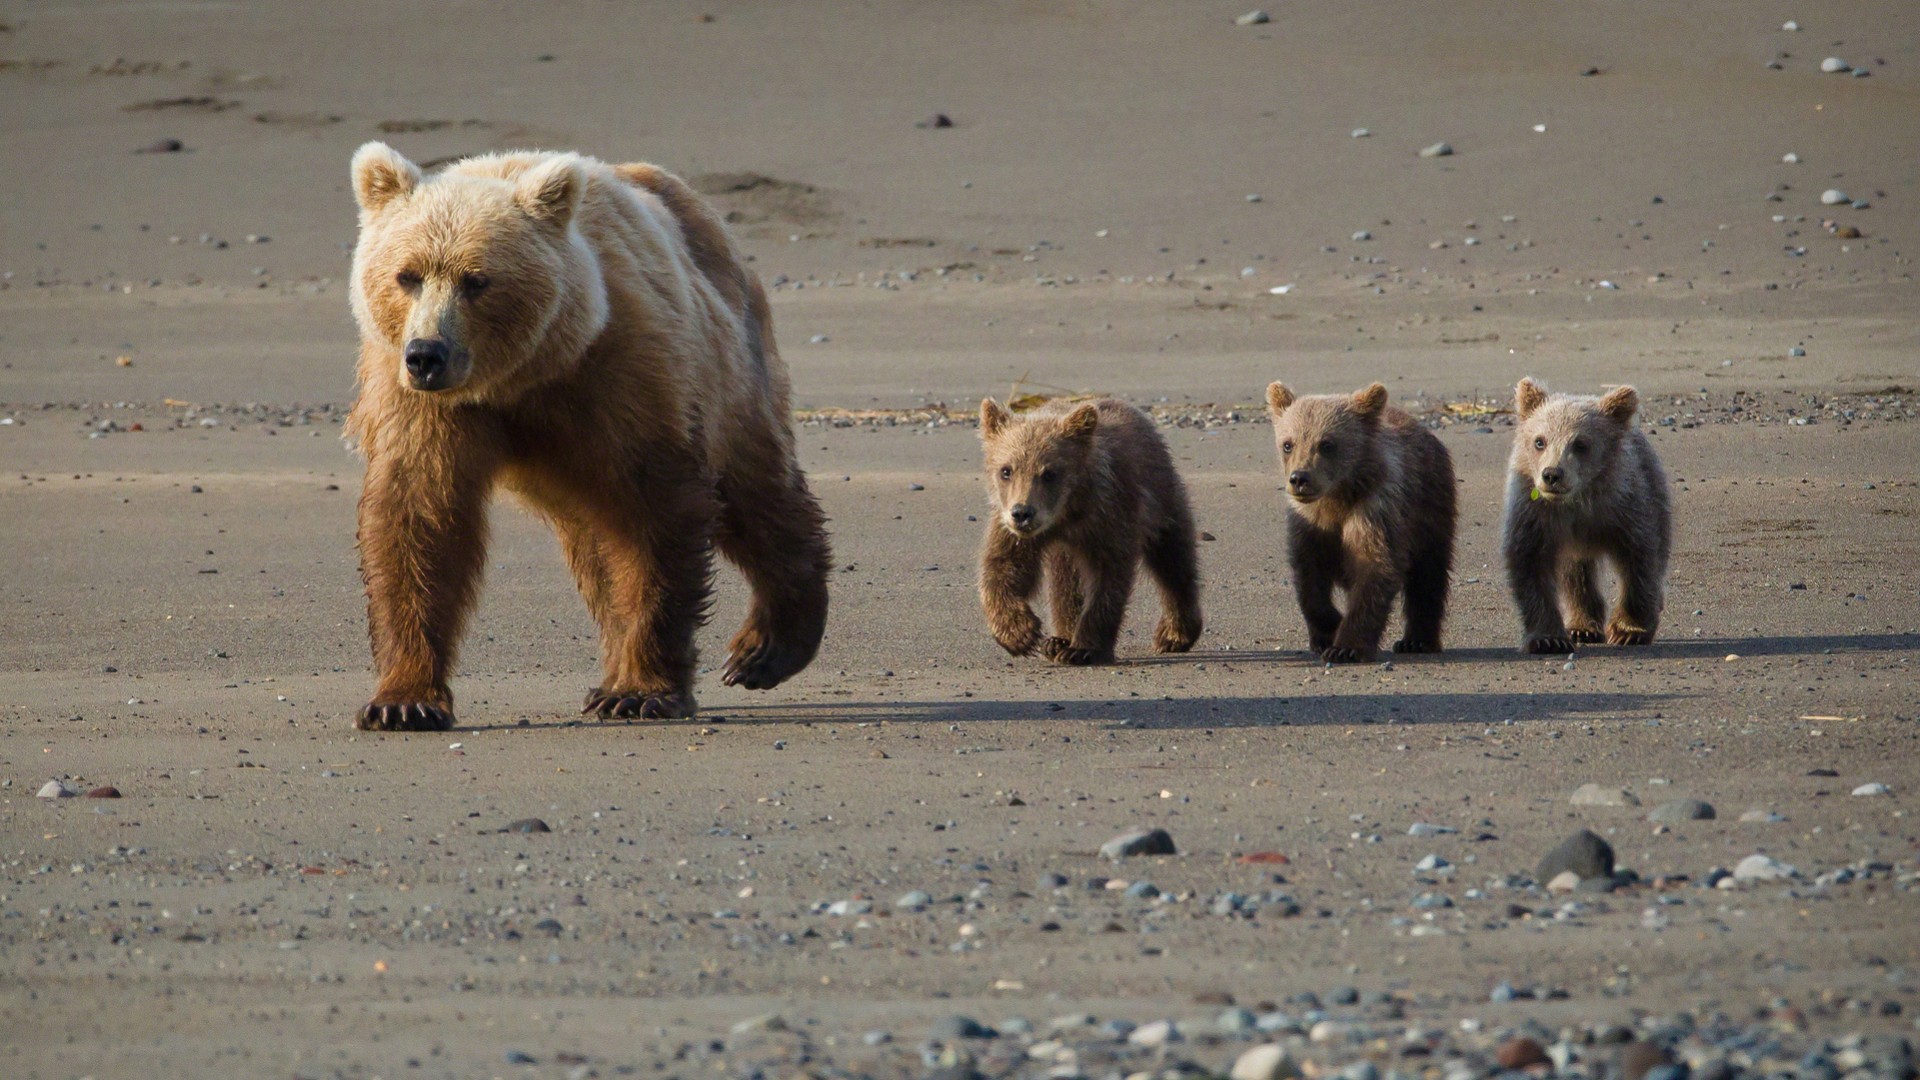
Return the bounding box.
[1325,565,1401,664]
[1046,540,1134,665]
[715,460,832,690]
[1606,544,1665,646]
[1395,541,1450,654]
[355,427,500,731]
[1142,512,1203,654]
[1288,516,1344,655]
[1042,546,1086,660]
[980,528,1045,657]
[1560,558,1607,643]
[1505,525,1574,654]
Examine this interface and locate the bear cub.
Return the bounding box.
[1502,377,1671,653]
[1265,382,1457,663]
[977,398,1203,664]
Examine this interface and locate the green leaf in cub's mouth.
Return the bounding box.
[1530,487,1544,501]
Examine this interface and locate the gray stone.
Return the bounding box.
[1731,853,1797,881]
[1407,822,1457,838]
[1235,10,1271,25]
[1571,783,1640,808]
[1852,782,1891,797]
[1128,1019,1180,1047]
[1418,142,1454,158]
[894,890,933,911]
[1536,829,1615,882]
[1101,828,1176,859]
[1649,799,1716,824]
[1232,1045,1302,1080]
[931,1015,995,1040]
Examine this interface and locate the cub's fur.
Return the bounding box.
[977,398,1202,664]
[1502,377,1672,653]
[345,143,830,730]
[1265,382,1457,663]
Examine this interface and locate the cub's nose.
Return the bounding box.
[1540,466,1565,487]
[1008,504,1035,529]
[1288,470,1312,492]
[403,338,449,382]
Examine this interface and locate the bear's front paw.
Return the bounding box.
[1392,636,1440,655]
[991,610,1043,657]
[1567,626,1606,644]
[1319,645,1374,664]
[723,631,810,691]
[1606,624,1655,646]
[1152,617,1200,654]
[357,701,455,731]
[1045,640,1114,666]
[1038,636,1073,660]
[1524,634,1577,655]
[582,688,696,721]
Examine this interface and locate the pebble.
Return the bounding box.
[1352,230,1372,242]
[1739,809,1786,823]
[1497,1037,1550,1070]
[1819,57,1851,73]
[931,1015,994,1040]
[862,1030,892,1047]
[84,785,122,798]
[1537,829,1616,882]
[1619,1040,1673,1080]
[1100,827,1176,859]
[504,1049,537,1064]
[1231,1044,1301,1080]
[1128,1019,1180,1047]
[730,1012,788,1035]
[1218,1007,1258,1035]
[37,780,79,799]
[1546,870,1583,894]
[1123,880,1160,899]
[894,889,933,911]
[1407,822,1456,838]
[1351,128,1370,138]
[1781,152,1800,164]
[503,818,551,833]
[136,138,185,154]
[1821,189,1849,205]
[1571,783,1640,807]
[1649,798,1715,823]
[1783,20,1800,30]
[1235,10,1270,25]
[1731,853,1797,882]
[1414,853,1450,873]
[1851,782,1891,797]
[1418,142,1453,158]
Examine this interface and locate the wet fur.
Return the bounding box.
[977,398,1203,665]
[346,144,830,730]
[1266,382,1457,664]
[1501,378,1671,654]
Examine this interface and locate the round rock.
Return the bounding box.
[1232,1045,1302,1080]
[1732,853,1797,881]
[1649,798,1715,823]
[1536,829,1616,882]
[1418,142,1454,158]
[1497,1037,1550,1070]
[1820,57,1851,73]
[1100,827,1176,859]
[1571,783,1640,807]
[1821,189,1850,205]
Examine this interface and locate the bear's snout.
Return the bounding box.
[1287,470,1318,500]
[403,338,457,391]
[1006,503,1037,532]
[1538,465,1567,492]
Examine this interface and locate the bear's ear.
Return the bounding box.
[1515,377,1547,419]
[1598,384,1639,424]
[979,397,1009,440]
[1265,381,1295,416]
[516,155,586,227]
[1060,402,1100,442]
[1350,382,1388,420]
[352,142,421,214]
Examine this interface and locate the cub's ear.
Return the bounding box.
[1060,402,1100,441]
[1598,384,1640,423]
[1265,381,1295,416]
[979,397,1010,439]
[1350,382,1388,420]
[1515,377,1547,419]
[516,154,586,226]
[352,142,421,214]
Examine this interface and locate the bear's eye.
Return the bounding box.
[1318,440,1337,456]
[1533,436,1548,451]
[1569,437,1587,454]
[999,465,1013,481]
[459,272,491,297]
[1280,439,1294,454]
[1039,467,1057,484]
[395,270,422,290]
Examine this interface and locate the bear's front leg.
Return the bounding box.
[1050,544,1134,665]
[1323,567,1399,664]
[1505,527,1574,655]
[356,431,499,731]
[979,527,1045,657]
[1288,515,1344,655]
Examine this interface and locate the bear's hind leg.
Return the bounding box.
[1394,542,1451,655]
[1050,542,1133,665]
[715,464,831,690]
[1143,516,1203,654]
[1040,546,1086,660]
[1560,558,1607,643]
[1606,546,1664,646]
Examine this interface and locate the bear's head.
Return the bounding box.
[1265,381,1389,506]
[978,398,1100,538]
[1509,377,1639,502]
[348,143,608,400]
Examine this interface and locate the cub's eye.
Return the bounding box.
[1533,436,1548,451]
[1318,440,1337,456]
[459,272,491,297]
[1280,439,1294,454]
[998,465,1013,480]
[1569,437,1588,454]
[396,270,422,290]
[1039,467,1057,484]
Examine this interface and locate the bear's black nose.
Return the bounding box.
[1541,466,1565,487]
[1288,470,1312,491]
[404,338,449,382]
[1008,504,1035,528]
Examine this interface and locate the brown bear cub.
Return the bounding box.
[1502,378,1672,653]
[345,143,831,730]
[1265,382,1457,663]
[977,398,1203,665]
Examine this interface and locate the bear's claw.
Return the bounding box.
[1567,626,1606,644]
[1606,625,1655,646]
[1319,645,1373,664]
[582,688,695,720]
[1041,637,1113,665]
[357,701,455,732]
[1391,637,1440,654]
[1525,634,1577,655]
[722,637,809,690]
[1152,619,1200,654]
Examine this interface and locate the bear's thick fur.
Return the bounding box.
[1265,382,1457,663]
[346,143,830,730]
[976,398,1202,665]
[1501,377,1672,653]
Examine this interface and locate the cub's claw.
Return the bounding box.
[1525,635,1576,655]
[582,688,696,721]
[992,611,1043,657]
[1392,637,1440,654]
[1152,618,1199,654]
[1568,626,1606,644]
[1607,625,1655,646]
[1320,645,1373,664]
[1041,637,1113,665]
[357,701,455,732]
[723,634,809,690]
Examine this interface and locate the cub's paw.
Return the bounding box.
[1567,626,1606,644]
[1606,624,1655,646]
[990,610,1043,657]
[1320,645,1375,664]
[1152,617,1200,654]
[1038,636,1073,661]
[357,701,455,732]
[723,629,812,690]
[582,687,697,721]
[1045,640,1114,666]
[1392,636,1440,655]
[1524,634,1577,655]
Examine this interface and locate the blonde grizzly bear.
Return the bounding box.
[1502,378,1672,653]
[345,143,830,730]
[977,398,1202,665]
[1265,382,1457,662]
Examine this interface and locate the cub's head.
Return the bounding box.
[978,398,1100,537]
[348,143,606,398]
[1510,377,1639,501]
[1265,381,1389,505]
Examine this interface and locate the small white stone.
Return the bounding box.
[37,779,78,799]
[1268,284,1294,295]
[1532,123,1547,133]
[1352,230,1373,242]
[1732,853,1797,882]
[1418,141,1454,158]
[1246,193,1263,203]
[1783,20,1800,31]
[1235,10,1270,25]
[1129,1019,1180,1047]
[1232,1045,1302,1080]
[1351,128,1371,138]
[1852,782,1891,797]
[1821,189,1849,205]
[1571,783,1640,808]
[1546,870,1582,894]
[1781,152,1800,164]
[1820,57,1851,73]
